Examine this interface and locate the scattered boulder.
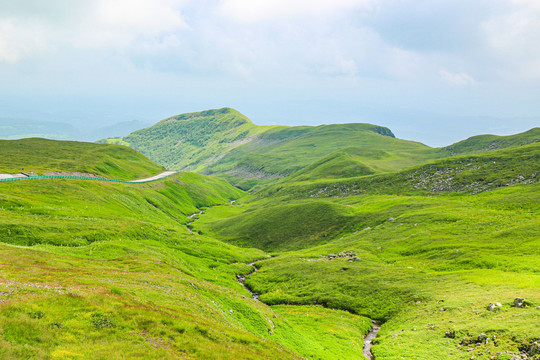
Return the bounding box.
[326,251,359,262]
[487,303,503,311]
[388,217,395,222]
[338,250,355,258]
[445,330,456,339]
[477,333,488,344]
[513,297,526,308]
[529,341,540,356]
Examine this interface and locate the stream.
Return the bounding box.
[362,322,381,360]
[188,203,380,357]
[236,262,259,301]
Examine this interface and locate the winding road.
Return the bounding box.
[0,171,178,184]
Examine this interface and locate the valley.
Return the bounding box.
[0,109,538,359]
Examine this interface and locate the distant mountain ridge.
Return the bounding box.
[101,107,539,189]
[106,108,435,189]
[0,118,151,142]
[0,118,76,140]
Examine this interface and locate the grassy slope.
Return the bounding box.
[0,173,371,359]
[438,127,540,156]
[194,143,540,359]
[121,108,271,173]
[106,108,436,189]
[285,148,377,182]
[255,142,540,199]
[0,138,164,180]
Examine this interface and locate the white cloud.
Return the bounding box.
[220,0,374,23]
[96,0,187,33]
[481,0,540,80]
[439,69,476,86]
[0,18,47,63]
[0,0,189,62]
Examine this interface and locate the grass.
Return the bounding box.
[105,108,438,189]
[102,108,538,190]
[1,132,539,359]
[195,178,540,358]
[255,142,540,199]
[0,138,164,180]
[0,169,373,359]
[437,127,539,156]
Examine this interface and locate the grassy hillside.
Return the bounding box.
[255,142,540,199]
[3,120,539,359]
[0,171,375,359]
[105,108,437,189]
[195,176,540,360]
[285,148,377,182]
[438,127,540,156]
[0,138,164,180]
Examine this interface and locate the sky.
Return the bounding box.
[0,0,539,146]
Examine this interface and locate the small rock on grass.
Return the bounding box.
[487,302,502,311]
[513,297,526,308]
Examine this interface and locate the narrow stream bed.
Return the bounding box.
[236,262,259,301]
[362,322,381,360]
[237,261,381,357]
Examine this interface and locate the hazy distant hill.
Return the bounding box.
[0,118,76,140]
[89,120,150,141]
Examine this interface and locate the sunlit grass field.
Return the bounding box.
[1,135,538,359]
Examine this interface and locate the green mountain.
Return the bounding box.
[105,108,437,189]
[104,108,539,190]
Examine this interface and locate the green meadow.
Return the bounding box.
[1,111,539,359]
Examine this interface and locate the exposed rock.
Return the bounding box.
[477,333,488,344]
[445,330,456,339]
[513,297,526,308]
[388,217,395,222]
[529,341,540,356]
[348,256,360,262]
[338,250,356,258]
[327,254,338,260]
[487,302,503,311]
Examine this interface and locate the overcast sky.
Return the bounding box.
[1,0,539,146]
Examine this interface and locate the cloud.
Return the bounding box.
[481,0,540,80]
[220,0,374,23]
[0,18,48,63]
[439,69,476,86]
[0,0,189,63]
